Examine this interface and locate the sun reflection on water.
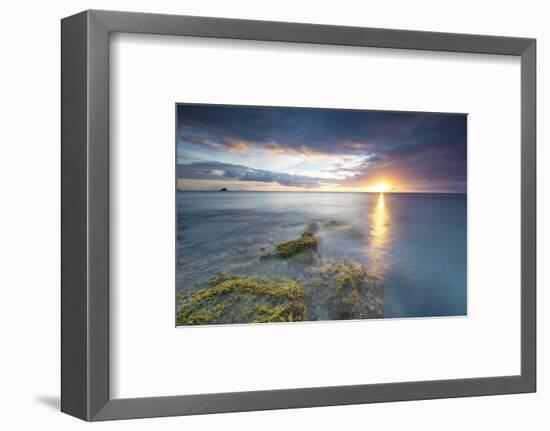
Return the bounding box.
[372,193,389,245]
[367,193,391,276]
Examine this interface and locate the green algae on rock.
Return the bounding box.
[305,258,383,320]
[260,231,319,260]
[176,273,307,325]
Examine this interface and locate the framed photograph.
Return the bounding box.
[61,10,536,421]
[175,104,467,325]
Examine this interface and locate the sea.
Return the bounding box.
[176,191,467,319]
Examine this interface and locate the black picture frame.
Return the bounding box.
[61,9,536,421]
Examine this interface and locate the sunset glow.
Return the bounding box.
[371,182,392,193]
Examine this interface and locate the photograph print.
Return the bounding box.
[176,104,467,326]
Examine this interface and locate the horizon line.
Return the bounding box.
[176,189,467,194]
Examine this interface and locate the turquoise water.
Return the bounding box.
[177,191,467,318]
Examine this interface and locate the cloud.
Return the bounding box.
[176,105,467,192]
[177,161,323,188]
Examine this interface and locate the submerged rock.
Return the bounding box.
[324,219,347,227]
[305,222,320,233]
[305,258,383,320]
[176,273,307,325]
[260,231,319,261]
[322,219,362,238]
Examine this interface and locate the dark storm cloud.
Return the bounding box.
[178,161,323,188]
[177,104,467,192]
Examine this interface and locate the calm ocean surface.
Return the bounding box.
[177,191,467,318]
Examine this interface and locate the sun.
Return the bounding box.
[372,182,392,193]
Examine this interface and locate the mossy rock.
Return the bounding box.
[260,231,319,260]
[306,258,383,320]
[176,273,307,326]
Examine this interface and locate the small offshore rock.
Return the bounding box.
[324,219,347,227]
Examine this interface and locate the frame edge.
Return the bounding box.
[89,9,534,55]
[61,10,89,421]
[520,39,537,393]
[61,10,112,421]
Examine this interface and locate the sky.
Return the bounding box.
[176,104,467,193]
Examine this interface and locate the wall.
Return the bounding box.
[0,0,547,429]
